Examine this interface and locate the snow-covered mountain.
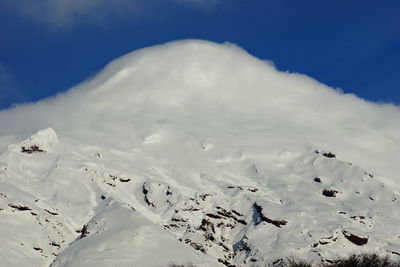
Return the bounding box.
[0,40,399,267]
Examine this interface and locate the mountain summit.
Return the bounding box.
[0,40,399,266]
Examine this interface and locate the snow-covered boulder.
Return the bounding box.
[13,128,58,154]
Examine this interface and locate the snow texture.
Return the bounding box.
[0,40,399,266]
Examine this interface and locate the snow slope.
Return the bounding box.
[0,40,399,266]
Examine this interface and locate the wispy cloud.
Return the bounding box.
[1,0,221,28]
[2,0,142,28]
[0,63,25,109]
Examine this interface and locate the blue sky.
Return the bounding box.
[1,0,399,110]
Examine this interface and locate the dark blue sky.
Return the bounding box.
[1,0,399,110]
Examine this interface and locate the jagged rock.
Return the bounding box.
[253,203,287,227]
[343,231,368,246]
[314,177,322,183]
[322,189,339,197]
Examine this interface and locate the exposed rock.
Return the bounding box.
[314,177,322,183]
[44,209,58,215]
[8,204,31,211]
[253,203,287,227]
[343,231,368,246]
[142,183,155,207]
[21,145,45,154]
[322,152,336,158]
[49,242,61,249]
[33,247,43,253]
[77,224,90,239]
[322,189,339,197]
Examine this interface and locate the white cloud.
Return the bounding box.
[0,40,399,181]
[1,0,221,28]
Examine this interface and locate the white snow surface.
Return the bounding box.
[0,40,399,266]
